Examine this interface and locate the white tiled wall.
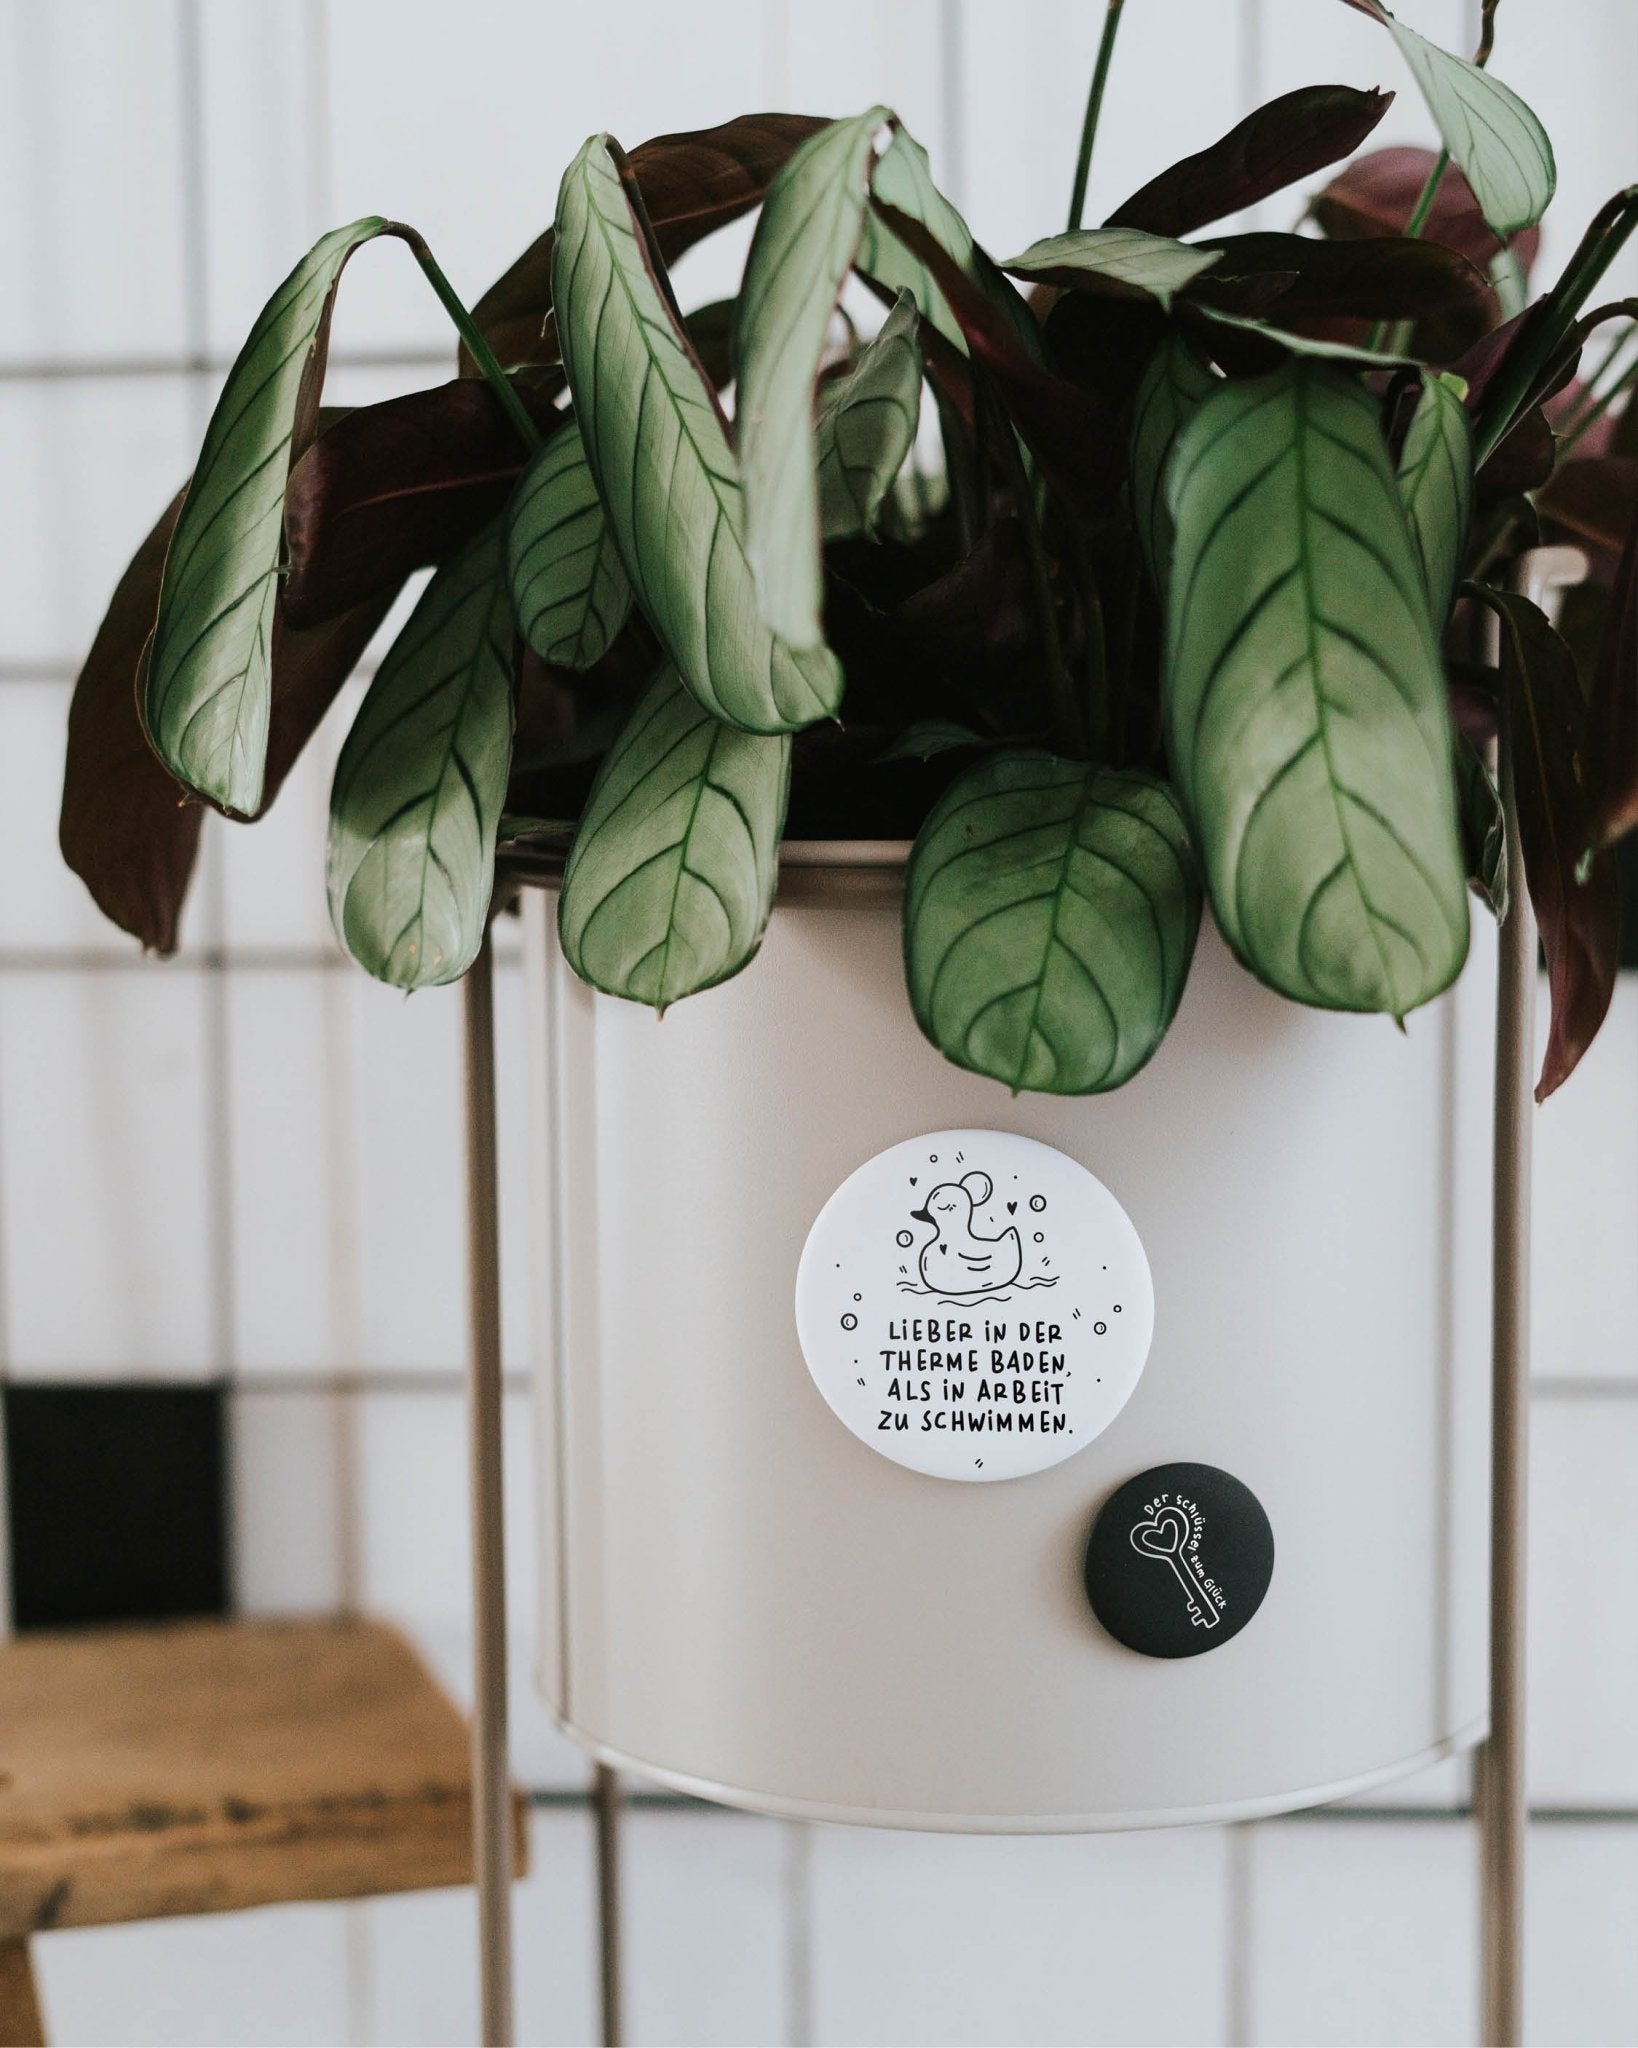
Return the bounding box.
[2,2,1635,2043]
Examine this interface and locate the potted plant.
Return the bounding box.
[61,0,1635,1829]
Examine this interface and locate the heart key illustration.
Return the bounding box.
[1083,1462,1274,1658]
[1130,1504,1219,1628]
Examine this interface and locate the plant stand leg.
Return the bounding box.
[0,1938,44,2047]
[1479,544,1583,2045]
[464,929,515,2048]
[594,1763,625,2047]
[1479,655,1539,2048]
[1481,747,1534,2046]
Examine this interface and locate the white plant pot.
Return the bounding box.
[521,849,1494,1832]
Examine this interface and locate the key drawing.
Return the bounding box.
[1130,1504,1221,1628]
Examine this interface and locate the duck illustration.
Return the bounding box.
[908,1171,1023,1296]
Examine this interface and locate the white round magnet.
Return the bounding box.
[794,1129,1154,1482]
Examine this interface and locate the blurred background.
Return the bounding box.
[0,1,1634,2042]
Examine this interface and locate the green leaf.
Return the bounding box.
[1001,227,1222,309]
[854,127,969,353]
[904,752,1202,1095]
[874,717,985,764]
[1192,302,1416,366]
[737,108,892,649]
[558,663,791,1010]
[854,126,1040,362]
[506,421,632,669]
[816,292,923,541]
[553,134,842,734]
[327,520,515,989]
[1164,362,1469,1016]
[870,197,1115,513]
[1453,733,1508,922]
[1130,334,1217,591]
[1348,3,1555,237]
[146,216,394,815]
[1395,370,1473,627]
[497,813,572,848]
[1389,18,1555,238]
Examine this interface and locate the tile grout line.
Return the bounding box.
[20,1360,1627,1401]
[0,940,531,971]
[11,1369,533,1395]
[294,13,378,2035]
[0,346,456,383]
[523,1788,1638,1824]
[174,0,242,1447]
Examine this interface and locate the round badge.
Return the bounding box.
[1083,1463,1274,1657]
[794,1130,1153,1482]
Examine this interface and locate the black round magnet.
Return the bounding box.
[1083,1461,1274,1658]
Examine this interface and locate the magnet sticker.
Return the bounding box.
[1083,1463,1274,1657]
[794,1130,1154,1482]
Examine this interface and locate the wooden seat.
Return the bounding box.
[0,1616,527,2046]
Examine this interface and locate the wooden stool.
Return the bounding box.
[0,1616,528,2046]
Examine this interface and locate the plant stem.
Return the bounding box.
[1475,185,1638,465]
[1363,150,1450,355]
[1475,0,1500,68]
[1403,150,1450,241]
[1067,0,1128,233]
[1363,151,1450,353]
[395,225,545,456]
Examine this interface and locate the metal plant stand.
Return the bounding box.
[462,930,516,2048]
[1483,731,1533,2048]
[456,552,1582,2048]
[462,910,620,2048]
[594,1762,626,2047]
[1476,543,1585,2046]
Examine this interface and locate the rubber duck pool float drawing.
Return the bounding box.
[908,1172,1023,1297]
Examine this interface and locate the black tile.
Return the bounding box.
[4,1384,228,1630]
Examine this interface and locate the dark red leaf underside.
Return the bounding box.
[62,487,401,953]
[1196,229,1495,357]
[1589,497,1638,850]
[1108,85,1392,240]
[1481,403,1557,493]
[1539,456,1638,578]
[284,379,557,626]
[60,492,199,954]
[1489,590,1622,1098]
[1314,146,1542,278]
